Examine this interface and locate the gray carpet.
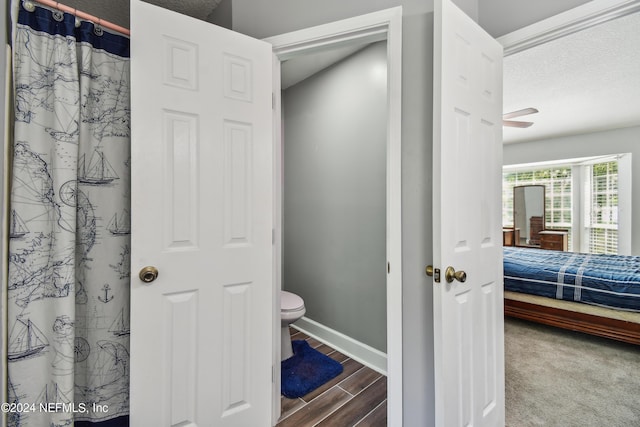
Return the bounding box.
[505,317,640,427]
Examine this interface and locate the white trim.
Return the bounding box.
[616,153,632,255]
[499,0,640,56]
[265,7,397,60]
[383,9,403,427]
[572,164,584,253]
[503,154,623,171]
[266,7,403,426]
[292,317,388,375]
[270,53,282,427]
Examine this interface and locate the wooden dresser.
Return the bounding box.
[503,228,520,246]
[539,230,568,251]
[529,216,544,245]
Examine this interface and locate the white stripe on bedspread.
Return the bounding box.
[574,254,592,302]
[557,253,579,299]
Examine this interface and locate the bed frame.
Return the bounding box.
[505,298,640,345]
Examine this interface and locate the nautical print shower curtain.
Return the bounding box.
[8,2,130,426]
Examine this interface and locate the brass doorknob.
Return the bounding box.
[139,266,159,283]
[445,266,466,283]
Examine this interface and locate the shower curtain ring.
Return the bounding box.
[52,9,64,22]
[23,1,36,12]
[52,1,64,22]
[94,18,104,36]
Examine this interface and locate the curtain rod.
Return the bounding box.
[26,0,130,36]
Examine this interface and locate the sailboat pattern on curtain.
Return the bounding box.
[8,3,130,426]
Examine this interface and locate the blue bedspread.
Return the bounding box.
[503,247,640,312]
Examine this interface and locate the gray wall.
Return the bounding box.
[231,1,437,425]
[232,0,476,37]
[207,0,232,29]
[282,42,388,352]
[59,0,129,29]
[503,125,640,255]
[53,0,234,30]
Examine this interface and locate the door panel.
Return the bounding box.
[130,1,273,425]
[433,0,504,426]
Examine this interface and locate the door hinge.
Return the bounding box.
[387,262,390,274]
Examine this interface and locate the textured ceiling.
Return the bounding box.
[503,11,640,144]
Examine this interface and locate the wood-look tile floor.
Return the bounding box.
[277,328,387,427]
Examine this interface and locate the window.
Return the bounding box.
[584,161,618,254]
[503,155,628,255]
[503,167,573,250]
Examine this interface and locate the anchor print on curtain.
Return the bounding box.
[8,2,130,426]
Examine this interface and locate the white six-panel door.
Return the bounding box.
[432,0,505,426]
[130,1,274,425]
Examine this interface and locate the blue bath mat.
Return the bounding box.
[281,340,344,398]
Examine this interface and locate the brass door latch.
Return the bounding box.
[426,265,441,283]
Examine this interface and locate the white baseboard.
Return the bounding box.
[291,316,387,375]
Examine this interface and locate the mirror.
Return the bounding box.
[513,185,545,247]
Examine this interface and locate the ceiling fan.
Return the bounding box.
[503,107,539,128]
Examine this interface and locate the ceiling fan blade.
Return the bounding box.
[503,119,534,128]
[503,107,539,120]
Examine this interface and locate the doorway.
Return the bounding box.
[267,8,403,424]
[280,35,387,397]
[500,3,640,426]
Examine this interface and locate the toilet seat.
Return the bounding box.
[281,290,304,312]
[280,290,306,360]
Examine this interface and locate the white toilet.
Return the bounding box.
[281,290,306,360]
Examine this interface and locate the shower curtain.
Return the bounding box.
[8,2,130,426]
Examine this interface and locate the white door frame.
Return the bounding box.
[265,7,403,425]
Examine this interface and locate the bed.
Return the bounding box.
[503,247,640,344]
